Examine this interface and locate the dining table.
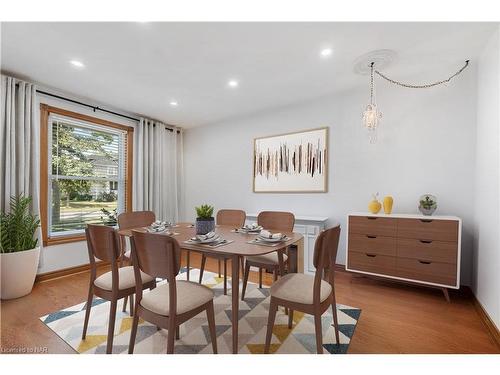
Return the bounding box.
[118,222,304,354]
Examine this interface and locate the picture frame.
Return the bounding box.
[253,127,329,193]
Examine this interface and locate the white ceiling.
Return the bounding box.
[1,22,496,128]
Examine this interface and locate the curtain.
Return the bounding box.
[0,75,40,215]
[133,118,184,222]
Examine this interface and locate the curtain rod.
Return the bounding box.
[36,89,179,133]
[12,82,179,133]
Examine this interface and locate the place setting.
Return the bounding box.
[184,230,234,248]
[247,229,290,247]
[232,222,263,234]
[145,220,180,236]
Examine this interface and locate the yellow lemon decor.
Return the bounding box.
[368,193,382,214]
[383,196,394,214]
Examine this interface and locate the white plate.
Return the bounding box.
[257,235,286,243]
[191,235,221,244]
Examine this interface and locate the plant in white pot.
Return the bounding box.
[0,195,41,300]
[195,204,215,235]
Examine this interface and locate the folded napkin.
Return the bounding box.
[196,231,217,241]
[243,223,261,230]
[259,230,283,239]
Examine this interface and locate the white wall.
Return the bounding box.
[183,68,477,285]
[472,26,500,329]
[37,94,136,274]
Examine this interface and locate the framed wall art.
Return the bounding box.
[253,127,328,193]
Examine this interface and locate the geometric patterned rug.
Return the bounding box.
[40,269,360,354]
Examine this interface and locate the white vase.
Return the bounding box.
[1,247,40,300]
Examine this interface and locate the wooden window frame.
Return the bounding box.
[40,104,134,246]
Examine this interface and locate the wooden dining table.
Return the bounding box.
[118,222,304,354]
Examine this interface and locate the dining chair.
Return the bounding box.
[241,211,295,300]
[117,210,155,314]
[128,230,218,354]
[264,225,341,354]
[82,224,156,354]
[198,209,246,295]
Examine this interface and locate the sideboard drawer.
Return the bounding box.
[397,257,457,286]
[397,218,459,242]
[348,251,397,276]
[349,216,397,237]
[349,233,397,256]
[397,238,457,264]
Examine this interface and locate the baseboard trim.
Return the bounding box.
[465,286,500,350]
[35,261,109,283]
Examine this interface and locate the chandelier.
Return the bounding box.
[361,56,470,144]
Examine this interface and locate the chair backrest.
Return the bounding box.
[117,211,156,230]
[85,224,120,263]
[216,209,246,227]
[257,211,295,232]
[130,230,181,280]
[312,225,341,303]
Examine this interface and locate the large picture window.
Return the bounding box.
[40,105,133,245]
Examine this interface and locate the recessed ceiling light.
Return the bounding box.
[227,79,239,88]
[70,60,85,68]
[169,100,178,107]
[320,48,333,58]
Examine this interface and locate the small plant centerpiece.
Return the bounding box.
[0,195,41,300]
[419,194,437,216]
[195,204,215,235]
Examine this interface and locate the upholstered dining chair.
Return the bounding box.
[241,211,295,300]
[264,225,341,354]
[82,224,156,354]
[128,230,218,354]
[117,210,155,314]
[198,209,246,295]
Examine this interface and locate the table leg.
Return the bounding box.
[231,254,240,354]
[288,245,298,274]
[186,251,190,281]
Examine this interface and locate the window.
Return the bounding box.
[40,105,133,245]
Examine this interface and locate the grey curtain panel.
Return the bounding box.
[133,118,184,223]
[0,75,40,214]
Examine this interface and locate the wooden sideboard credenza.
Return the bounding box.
[346,212,461,301]
[246,213,328,274]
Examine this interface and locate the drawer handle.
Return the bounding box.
[419,239,433,244]
[366,235,377,239]
[418,260,432,265]
[367,217,378,220]
[420,219,433,223]
[365,253,377,258]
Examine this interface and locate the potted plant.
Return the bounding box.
[195,204,215,235]
[419,194,437,216]
[1,195,41,300]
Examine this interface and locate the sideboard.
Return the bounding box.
[245,213,329,274]
[345,212,462,301]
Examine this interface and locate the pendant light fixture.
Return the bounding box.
[362,62,382,144]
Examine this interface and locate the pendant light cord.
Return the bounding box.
[370,62,374,105]
[374,60,470,89]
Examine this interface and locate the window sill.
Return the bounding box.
[44,234,86,246]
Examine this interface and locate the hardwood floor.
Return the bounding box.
[1,251,498,354]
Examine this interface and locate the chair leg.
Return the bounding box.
[288,309,294,329]
[313,313,323,354]
[167,318,176,354]
[223,258,227,295]
[240,257,245,278]
[82,286,93,339]
[218,259,221,277]
[264,300,278,354]
[176,326,180,340]
[273,268,278,282]
[331,292,340,344]
[106,299,118,354]
[186,251,190,281]
[259,268,263,288]
[206,301,218,354]
[128,309,140,354]
[199,254,207,284]
[129,294,134,317]
[241,263,250,301]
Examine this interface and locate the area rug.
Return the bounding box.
[40,269,361,354]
